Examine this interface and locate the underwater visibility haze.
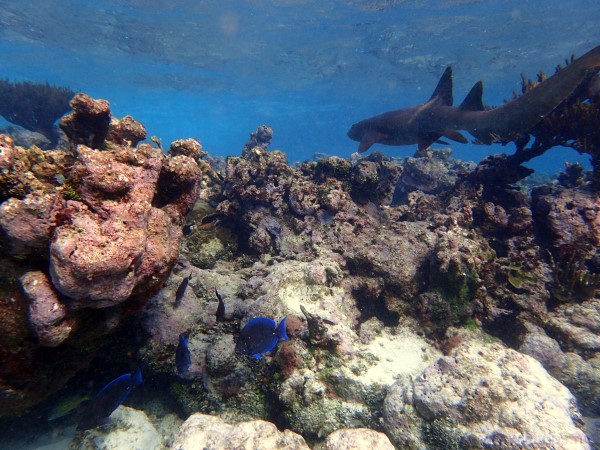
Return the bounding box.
[2,1,600,449]
[1,0,600,169]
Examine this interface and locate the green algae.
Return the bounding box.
[61,182,82,201]
[504,261,536,290]
[422,418,462,450]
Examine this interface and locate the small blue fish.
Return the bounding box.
[77,369,143,431]
[176,334,191,375]
[235,317,288,359]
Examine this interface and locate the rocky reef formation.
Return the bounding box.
[385,334,588,448]
[0,93,206,414]
[1,107,600,449]
[135,138,599,448]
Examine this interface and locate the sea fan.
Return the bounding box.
[0,79,75,144]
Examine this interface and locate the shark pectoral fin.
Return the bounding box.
[442,129,468,143]
[418,133,442,151]
[358,131,384,153]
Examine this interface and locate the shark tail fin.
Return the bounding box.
[429,66,453,106]
[459,81,484,111]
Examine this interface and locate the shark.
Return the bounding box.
[348,44,600,153]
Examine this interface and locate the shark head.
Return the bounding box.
[347,120,389,153]
[346,122,363,141]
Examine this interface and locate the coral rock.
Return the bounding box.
[401,152,456,193]
[533,186,600,259]
[322,428,395,450]
[0,192,63,256]
[170,414,309,450]
[59,93,111,148]
[518,322,600,415]
[49,200,148,307]
[330,218,435,302]
[74,406,163,450]
[155,154,202,219]
[242,124,273,159]
[169,138,206,161]
[384,337,590,449]
[43,137,198,309]
[0,95,202,416]
[0,135,74,200]
[350,158,402,206]
[106,115,147,146]
[19,271,73,347]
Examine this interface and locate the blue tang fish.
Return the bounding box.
[235,317,288,359]
[77,369,143,431]
[176,334,191,375]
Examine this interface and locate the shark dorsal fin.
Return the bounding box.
[459,80,484,111]
[429,67,453,106]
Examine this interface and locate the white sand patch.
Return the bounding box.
[359,328,441,386]
[333,327,442,397]
[278,283,345,317]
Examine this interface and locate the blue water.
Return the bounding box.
[1,0,599,172]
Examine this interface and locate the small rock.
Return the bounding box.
[170,413,309,450]
[169,138,206,161]
[20,270,73,346]
[322,428,395,450]
[73,406,163,450]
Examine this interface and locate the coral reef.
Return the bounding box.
[128,127,600,446]
[0,79,75,145]
[2,98,600,449]
[0,94,205,414]
[135,140,542,446]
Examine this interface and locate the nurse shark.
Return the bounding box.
[348,44,600,153]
